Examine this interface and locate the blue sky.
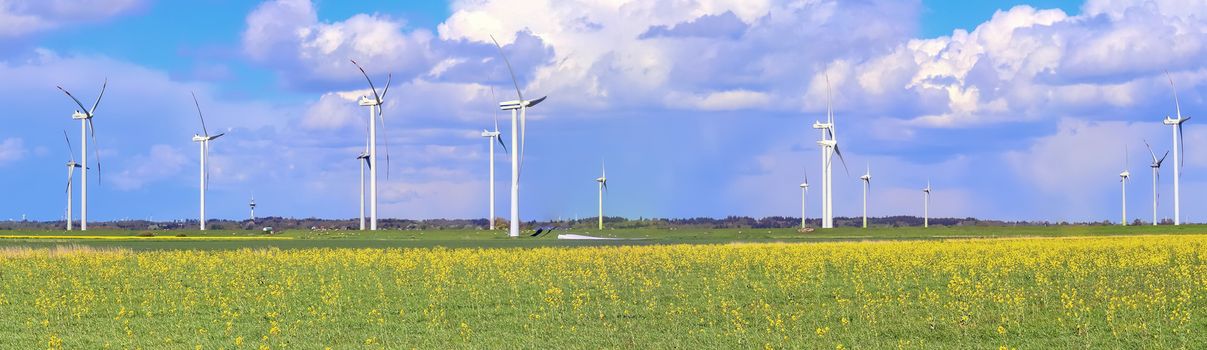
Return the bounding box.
[1,0,1205,223]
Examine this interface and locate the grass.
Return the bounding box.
[1,224,1206,250]
[0,234,1202,348]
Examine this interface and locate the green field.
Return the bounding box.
[0,232,1203,348]
[2,224,1206,250]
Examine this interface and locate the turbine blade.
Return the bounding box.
[497,135,509,155]
[519,106,527,176]
[379,73,392,101]
[833,144,850,176]
[210,133,226,140]
[66,167,74,194]
[1159,151,1169,166]
[824,72,833,125]
[87,119,101,185]
[1165,70,1181,119]
[62,130,75,163]
[489,34,524,102]
[491,87,500,132]
[56,86,90,114]
[350,59,381,103]
[89,78,107,115]
[204,142,210,191]
[526,96,547,107]
[377,107,391,179]
[1178,124,1185,173]
[191,91,209,136]
[1143,139,1158,163]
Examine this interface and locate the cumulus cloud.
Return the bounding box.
[242,0,441,85]
[844,1,1207,130]
[639,11,748,40]
[109,145,188,190]
[302,91,364,130]
[0,0,145,37]
[0,137,25,165]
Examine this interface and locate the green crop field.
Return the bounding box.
[2,224,1206,250]
[0,229,1204,348]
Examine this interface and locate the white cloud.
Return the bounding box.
[242,0,439,83]
[109,145,188,190]
[666,89,771,111]
[0,137,25,165]
[0,0,145,37]
[1002,118,1163,220]
[848,2,1207,130]
[302,91,363,130]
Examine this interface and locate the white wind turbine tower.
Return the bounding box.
[490,35,548,238]
[249,196,256,224]
[190,92,225,231]
[799,173,809,229]
[481,87,508,230]
[62,131,82,230]
[1143,140,1169,225]
[811,73,849,229]
[57,80,106,231]
[860,164,871,229]
[922,181,931,228]
[357,151,369,230]
[596,161,608,230]
[1119,147,1130,226]
[351,60,393,231]
[1161,72,1191,225]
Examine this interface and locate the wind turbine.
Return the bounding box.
[62,131,82,230]
[249,196,256,224]
[1143,140,1169,225]
[596,161,608,230]
[56,79,105,231]
[1120,147,1130,226]
[799,172,809,229]
[922,180,931,228]
[357,151,369,230]
[351,60,393,231]
[860,164,871,229]
[490,34,548,238]
[481,87,508,230]
[1161,71,1191,225]
[811,73,849,229]
[190,92,225,231]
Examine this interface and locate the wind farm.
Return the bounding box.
[1,1,1206,348]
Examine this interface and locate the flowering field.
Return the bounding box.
[1,235,1204,349]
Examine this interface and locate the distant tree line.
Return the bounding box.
[0,215,1162,231]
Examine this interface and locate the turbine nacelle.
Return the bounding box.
[481,130,501,138]
[499,96,546,110]
[799,183,808,189]
[192,133,224,142]
[817,140,837,147]
[1163,116,1190,126]
[358,96,382,107]
[811,121,832,130]
[1120,170,1130,179]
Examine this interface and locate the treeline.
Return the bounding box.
[0,215,1133,231]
